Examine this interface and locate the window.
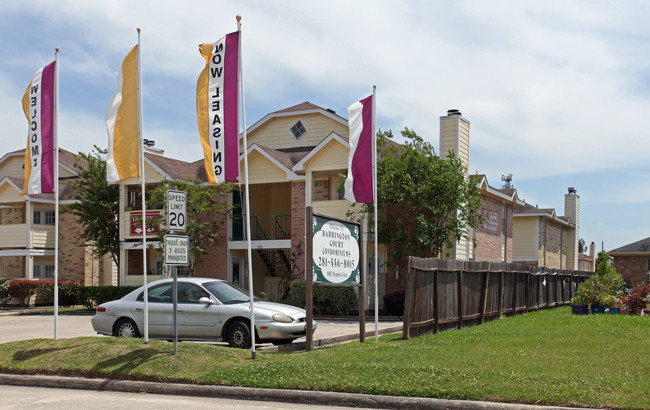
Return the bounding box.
[174,265,191,276]
[33,264,55,278]
[290,120,307,140]
[177,283,209,304]
[44,210,55,225]
[33,209,55,225]
[137,283,173,303]
[334,177,345,200]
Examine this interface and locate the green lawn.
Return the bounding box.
[1,308,648,409]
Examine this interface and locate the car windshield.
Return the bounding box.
[203,281,260,304]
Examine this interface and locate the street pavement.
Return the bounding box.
[0,384,362,410]
[0,308,403,347]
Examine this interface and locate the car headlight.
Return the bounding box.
[272,314,293,323]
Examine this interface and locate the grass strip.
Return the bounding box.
[0,308,648,409]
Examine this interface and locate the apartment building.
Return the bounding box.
[0,148,114,285]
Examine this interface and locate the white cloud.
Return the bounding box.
[3,0,650,247]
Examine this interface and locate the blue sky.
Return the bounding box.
[1,1,650,251]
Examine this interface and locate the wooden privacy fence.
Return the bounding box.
[403,257,593,339]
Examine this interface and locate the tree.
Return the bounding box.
[147,179,234,274]
[343,128,484,283]
[578,238,586,254]
[594,250,625,293]
[63,146,120,264]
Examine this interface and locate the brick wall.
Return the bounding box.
[613,255,648,288]
[313,180,329,201]
[538,220,570,269]
[291,181,305,279]
[58,212,87,283]
[474,195,514,263]
[1,206,25,224]
[0,256,25,278]
[194,191,229,280]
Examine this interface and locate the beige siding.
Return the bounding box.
[118,162,164,185]
[0,184,22,203]
[0,224,27,247]
[313,199,354,221]
[303,139,349,172]
[0,156,26,179]
[512,217,538,261]
[249,183,291,214]
[440,117,469,168]
[245,151,290,184]
[0,156,76,179]
[248,113,348,150]
[59,164,76,178]
[457,121,470,168]
[32,225,55,248]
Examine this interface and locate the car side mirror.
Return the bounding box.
[199,297,214,305]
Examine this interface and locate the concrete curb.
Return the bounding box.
[0,373,591,410]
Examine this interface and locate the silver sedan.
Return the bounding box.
[91,277,316,348]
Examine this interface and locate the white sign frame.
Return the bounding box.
[164,235,190,266]
[166,190,187,232]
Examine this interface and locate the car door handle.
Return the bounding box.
[134,307,143,312]
[177,308,184,313]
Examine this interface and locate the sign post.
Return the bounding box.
[164,234,189,355]
[165,189,188,356]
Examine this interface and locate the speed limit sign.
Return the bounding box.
[167,190,187,232]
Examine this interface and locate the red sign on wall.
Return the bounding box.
[129,210,161,238]
[481,209,499,234]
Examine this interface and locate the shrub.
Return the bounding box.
[58,281,80,306]
[0,279,10,306]
[8,280,39,306]
[282,279,358,316]
[574,273,624,306]
[623,284,650,313]
[77,285,139,309]
[383,290,405,316]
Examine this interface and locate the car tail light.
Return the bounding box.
[96,306,106,313]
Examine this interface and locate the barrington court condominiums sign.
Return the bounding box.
[312,215,360,286]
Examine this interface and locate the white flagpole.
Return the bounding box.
[53,48,60,340]
[372,86,378,342]
[137,28,149,344]
[237,15,257,360]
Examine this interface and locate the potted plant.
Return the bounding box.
[570,294,589,315]
[623,284,650,315]
[603,294,620,315]
[589,293,606,314]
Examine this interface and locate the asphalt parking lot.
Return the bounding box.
[0,310,403,348]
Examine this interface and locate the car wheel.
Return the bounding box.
[115,318,140,338]
[227,321,251,349]
[271,339,295,346]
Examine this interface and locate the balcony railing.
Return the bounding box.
[231,212,290,241]
[0,224,55,248]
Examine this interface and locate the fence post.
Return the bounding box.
[480,270,489,324]
[457,268,464,330]
[402,259,414,340]
[498,270,504,316]
[512,272,518,315]
[524,271,530,313]
[544,272,549,309]
[433,269,439,334]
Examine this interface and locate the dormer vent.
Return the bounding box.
[290,120,307,140]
